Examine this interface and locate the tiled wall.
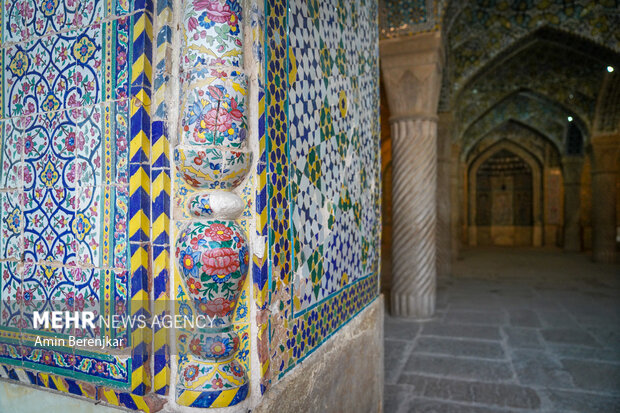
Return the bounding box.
[0,0,159,410]
[263,0,381,387]
[0,0,383,410]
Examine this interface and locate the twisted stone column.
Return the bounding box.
[391,118,437,317]
[590,134,619,263]
[380,32,443,318]
[562,156,584,252]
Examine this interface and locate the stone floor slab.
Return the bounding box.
[541,328,600,347]
[544,388,620,413]
[385,339,413,384]
[384,248,620,412]
[402,398,517,413]
[421,323,502,341]
[404,354,514,382]
[511,349,574,388]
[561,359,620,394]
[508,309,542,327]
[443,310,507,326]
[399,374,541,409]
[385,316,422,341]
[413,337,505,359]
[503,327,544,349]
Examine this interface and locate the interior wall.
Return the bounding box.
[380,73,393,303]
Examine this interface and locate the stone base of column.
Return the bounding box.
[391,291,435,319]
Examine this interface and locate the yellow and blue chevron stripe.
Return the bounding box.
[150,0,173,396]
[128,5,154,398]
[176,384,250,408]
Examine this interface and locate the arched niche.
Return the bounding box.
[467,140,543,247]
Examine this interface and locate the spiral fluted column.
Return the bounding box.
[380,32,443,319]
[390,118,438,317]
[562,156,584,252]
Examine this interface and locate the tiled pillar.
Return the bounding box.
[590,134,619,263]
[380,32,443,319]
[173,0,253,407]
[562,156,584,252]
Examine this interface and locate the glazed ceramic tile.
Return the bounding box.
[0,118,25,190]
[112,186,129,270]
[180,75,248,148]
[1,0,132,45]
[22,110,79,190]
[0,191,24,261]
[3,34,75,118]
[0,261,23,329]
[187,192,244,219]
[175,220,249,327]
[177,357,246,391]
[74,186,103,267]
[69,267,100,339]
[1,0,80,44]
[73,104,104,187]
[111,268,129,345]
[68,25,104,108]
[265,0,381,378]
[23,187,76,266]
[20,263,73,333]
[285,0,380,314]
[0,0,153,398]
[181,0,243,70]
[175,146,251,190]
[112,99,130,185]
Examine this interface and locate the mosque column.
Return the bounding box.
[436,112,454,278]
[380,32,444,318]
[590,134,619,263]
[562,156,584,252]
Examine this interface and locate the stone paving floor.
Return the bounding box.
[384,247,620,413]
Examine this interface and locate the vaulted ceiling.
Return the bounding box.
[380,0,620,154]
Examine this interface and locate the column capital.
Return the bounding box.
[380,31,444,120]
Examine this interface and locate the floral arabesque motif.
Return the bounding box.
[181,76,247,148]
[188,331,239,360]
[182,0,243,69]
[175,220,248,327]
[175,146,251,190]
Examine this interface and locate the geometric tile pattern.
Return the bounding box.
[264,0,381,383]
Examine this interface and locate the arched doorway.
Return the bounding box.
[474,149,533,246]
[468,141,543,247]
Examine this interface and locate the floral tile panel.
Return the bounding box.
[1,0,133,45]
[2,18,131,119]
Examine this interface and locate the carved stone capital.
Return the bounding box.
[380,32,444,120]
